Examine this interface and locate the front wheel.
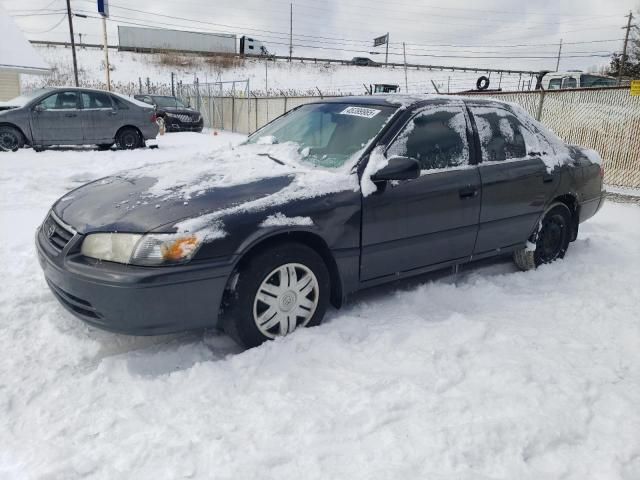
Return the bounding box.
[223,243,330,348]
[0,126,24,152]
[513,204,572,271]
[115,127,143,150]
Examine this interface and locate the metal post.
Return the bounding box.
[618,11,635,85]
[65,0,79,86]
[231,94,235,133]
[264,59,268,93]
[403,42,408,93]
[146,77,150,93]
[555,38,563,71]
[385,32,389,66]
[171,72,175,97]
[102,16,111,91]
[138,77,142,94]
[535,89,546,121]
[289,3,293,62]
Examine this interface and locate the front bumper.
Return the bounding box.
[36,226,235,335]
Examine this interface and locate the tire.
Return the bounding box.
[513,203,572,271]
[476,76,490,91]
[223,242,330,348]
[97,143,114,151]
[115,127,143,150]
[0,126,24,152]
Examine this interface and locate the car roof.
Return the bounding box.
[316,94,507,109]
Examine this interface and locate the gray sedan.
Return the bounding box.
[0,87,159,151]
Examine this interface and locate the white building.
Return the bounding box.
[0,5,49,101]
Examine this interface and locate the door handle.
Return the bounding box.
[542,174,554,183]
[64,113,77,117]
[109,110,118,115]
[459,186,478,199]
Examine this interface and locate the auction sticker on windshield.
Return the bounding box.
[339,106,381,118]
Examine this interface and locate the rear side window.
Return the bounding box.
[562,77,577,89]
[111,96,130,110]
[81,91,113,109]
[387,107,469,171]
[471,107,527,162]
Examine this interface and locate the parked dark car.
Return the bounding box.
[134,95,204,132]
[0,87,158,151]
[36,95,605,348]
[351,57,378,67]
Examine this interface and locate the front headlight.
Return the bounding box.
[81,233,202,266]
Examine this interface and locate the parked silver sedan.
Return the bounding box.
[0,87,159,152]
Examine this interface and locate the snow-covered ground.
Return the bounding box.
[1,132,639,479]
[25,45,532,96]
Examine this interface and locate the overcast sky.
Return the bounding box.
[4,0,639,72]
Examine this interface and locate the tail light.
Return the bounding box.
[599,165,605,179]
[150,113,157,123]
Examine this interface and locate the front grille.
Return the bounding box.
[173,113,199,123]
[47,281,101,319]
[42,212,76,252]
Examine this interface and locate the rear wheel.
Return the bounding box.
[223,243,330,348]
[0,126,24,152]
[115,127,143,150]
[513,204,572,271]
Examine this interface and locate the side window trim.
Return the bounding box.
[383,104,476,169]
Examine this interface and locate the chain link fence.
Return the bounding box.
[176,86,640,189]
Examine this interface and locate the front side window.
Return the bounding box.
[81,91,113,109]
[387,107,470,171]
[38,91,79,110]
[472,107,527,162]
[247,103,397,169]
[548,78,562,90]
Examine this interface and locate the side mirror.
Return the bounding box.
[371,156,420,182]
[33,104,45,113]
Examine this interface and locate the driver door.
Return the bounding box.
[360,105,481,282]
[31,90,84,145]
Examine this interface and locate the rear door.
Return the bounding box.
[30,91,84,144]
[80,91,120,143]
[468,104,558,255]
[360,104,481,281]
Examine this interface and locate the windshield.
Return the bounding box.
[1,88,52,107]
[246,103,396,168]
[152,96,187,108]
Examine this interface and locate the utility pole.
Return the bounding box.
[555,38,563,71]
[618,11,635,85]
[102,16,111,91]
[403,42,408,92]
[65,0,79,86]
[385,32,389,66]
[289,3,293,62]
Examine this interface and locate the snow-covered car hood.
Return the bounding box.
[53,143,358,234]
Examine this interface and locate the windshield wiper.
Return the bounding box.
[257,153,290,167]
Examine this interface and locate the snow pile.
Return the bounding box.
[260,213,314,227]
[1,132,639,479]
